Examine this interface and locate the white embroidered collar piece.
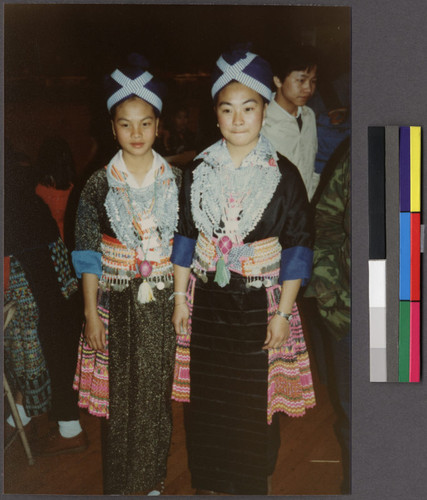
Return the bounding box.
[191,134,281,241]
[108,149,166,189]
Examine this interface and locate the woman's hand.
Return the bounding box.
[84,312,106,351]
[81,273,105,350]
[263,314,291,350]
[172,303,190,335]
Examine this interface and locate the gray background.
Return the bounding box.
[2,0,426,499]
[293,0,427,498]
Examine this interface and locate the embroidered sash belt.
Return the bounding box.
[100,234,173,291]
[192,232,281,288]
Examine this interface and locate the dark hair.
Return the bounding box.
[37,136,76,190]
[270,45,318,82]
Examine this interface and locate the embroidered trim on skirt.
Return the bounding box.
[172,275,316,422]
[73,237,176,420]
[266,285,316,421]
[73,287,109,418]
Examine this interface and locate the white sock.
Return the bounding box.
[58,420,83,438]
[7,403,31,427]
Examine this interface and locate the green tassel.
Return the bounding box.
[214,256,231,288]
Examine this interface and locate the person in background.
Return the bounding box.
[304,137,351,493]
[4,142,86,456]
[35,136,76,244]
[171,46,315,495]
[71,53,180,495]
[153,115,171,156]
[166,104,196,155]
[157,104,198,168]
[262,44,319,201]
[309,66,350,179]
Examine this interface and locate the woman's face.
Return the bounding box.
[216,81,266,155]
[111,97,158,164]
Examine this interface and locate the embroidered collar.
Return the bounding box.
[195,134,279,169]
[106,149,174,189]
[104,149,178,257]
[191,134,281,242]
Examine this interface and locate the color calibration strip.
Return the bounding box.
[368,127,387,382]
[368,126,422,382]
[399,126,421,382]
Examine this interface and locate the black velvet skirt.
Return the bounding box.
[185,272,280,495]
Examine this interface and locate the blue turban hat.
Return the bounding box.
[104,53,164,115]
[211,46,273,102]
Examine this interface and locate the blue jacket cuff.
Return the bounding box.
[279,246,313,286]
[171,233,197,268]
[72,250,102,279]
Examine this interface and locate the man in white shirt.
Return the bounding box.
[262,46,319,201]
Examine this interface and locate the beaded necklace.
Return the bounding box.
[191,135,281,286]
[192,135,280,238]
[105,150,178,302]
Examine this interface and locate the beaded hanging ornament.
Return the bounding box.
[118,185,158,303]
[134,203,157,303]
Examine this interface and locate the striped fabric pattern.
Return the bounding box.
[211,52,272,102]
[186,273,272,494]
[266,286,316,422]
[106,69,163,114]
[73,289,110,418]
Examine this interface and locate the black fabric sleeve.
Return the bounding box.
[277,157,314,251]
[243,156,313,250]
[176,162,200,240]
[74,169,108,252]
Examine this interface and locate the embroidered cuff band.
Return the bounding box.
[171,233,197,268]
[279,246,313,286]
[72,250,102,278]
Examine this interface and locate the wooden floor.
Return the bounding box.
[3,338,344,496]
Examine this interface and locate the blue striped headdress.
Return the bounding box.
[211,46,273,102]
[104,53,164,115]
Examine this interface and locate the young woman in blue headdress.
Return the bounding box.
[72,54,180,495]
[171,47,316,495]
